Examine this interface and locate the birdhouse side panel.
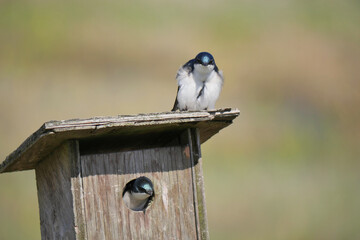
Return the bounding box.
[35,141,81,240]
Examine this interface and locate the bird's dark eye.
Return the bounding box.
[209,59,214,64]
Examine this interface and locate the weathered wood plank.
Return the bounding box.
[33,133,210,240]
[1,109,239,173]
[35,140,85,240]
[70,141,87,240]
[189,128,210,240]
[79,145,198,239]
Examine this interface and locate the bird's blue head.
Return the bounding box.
[133,176,154,196]
[195,52,215,66]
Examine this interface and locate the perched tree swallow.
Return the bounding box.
[122,176,154,212]
[172,52,224,111]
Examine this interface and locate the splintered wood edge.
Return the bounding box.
[0,108,240,173]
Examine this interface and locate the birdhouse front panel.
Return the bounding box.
[79,145,198,239]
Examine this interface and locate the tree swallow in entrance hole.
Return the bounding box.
[122,176,154,212]
[172,52,224,111]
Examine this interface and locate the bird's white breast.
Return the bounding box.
[196,70,223,110]
[123,191,149,211]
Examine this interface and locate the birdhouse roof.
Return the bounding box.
[0,109,239,173]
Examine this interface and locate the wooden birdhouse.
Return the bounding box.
[0,109,239,240]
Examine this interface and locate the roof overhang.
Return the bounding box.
[0,108,240,173]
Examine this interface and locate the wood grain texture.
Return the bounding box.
[188,128,210,240]
[32,129,211,239]
[1,109,239,173]
[71,142,87,240]
[35,141,83,240]
[79,145,198,239]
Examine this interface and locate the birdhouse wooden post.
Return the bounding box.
[0,109,239,240]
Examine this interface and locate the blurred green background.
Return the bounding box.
[1,0,360,239]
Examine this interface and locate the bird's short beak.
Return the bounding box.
[146,189,154,196]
